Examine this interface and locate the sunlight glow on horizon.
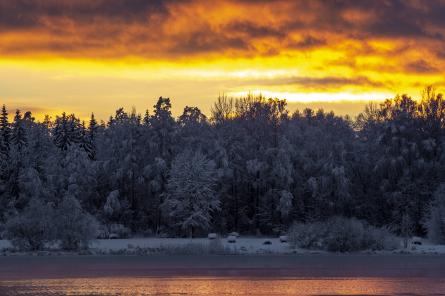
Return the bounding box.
[228,90,392,103]
[0,1,444,120]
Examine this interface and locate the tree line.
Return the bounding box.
[1,87,445,246]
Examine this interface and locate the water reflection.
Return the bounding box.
[1,277,445,295]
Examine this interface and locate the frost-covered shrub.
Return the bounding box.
[288,216,399,252]
[54,196,98,250]
[424,184,445,244]
[104,190,121,217]
[324,217,365,252]
[5,199,55,251]
[362,225,400,250]
[287,221,326,249]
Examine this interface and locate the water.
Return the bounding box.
[1,277,445,295]
[1,255,445,295]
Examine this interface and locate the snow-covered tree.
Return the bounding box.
[425,184,445,244]
[53,113,82,151]
[0,104,10,159]
[150,97,175,160]
[5,198,55,251]
[163,150,219,237]
[11,110,27,152]
[0,88,445,238]
[104,190,121,218]
[54,195,98,250]
[278,190,293,219]
[86,113,98,160]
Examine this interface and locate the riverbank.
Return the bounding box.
[1,237,445,256]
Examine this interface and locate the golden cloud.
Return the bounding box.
[0,0,444,119]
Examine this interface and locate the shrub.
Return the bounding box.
[54,196,99,250]
[5,199,55,251]
[288,216,400,252]
[324,217,365,252]
[363,225,400,250]
[287,221,326,249]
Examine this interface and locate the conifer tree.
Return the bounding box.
[0,104,10,159]
[11,109,27,152]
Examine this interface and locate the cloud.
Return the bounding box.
[405,59,439,74]
[167,29,249,55]
[287,36,326,49]
[0,0,169,30]
[0,0,444,112]
[0,0,444,58]
[238,75,384,90]
[224,21,286,39]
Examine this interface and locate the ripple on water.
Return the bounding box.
[1,277,445,296]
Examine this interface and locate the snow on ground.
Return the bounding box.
[92,237,292,255]
[402,237,445,254]
[0,240,11,250]
[91,237,445,255]
[0,237,292,255]
[1,236,445,255]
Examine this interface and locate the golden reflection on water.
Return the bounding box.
[1,277,445,296]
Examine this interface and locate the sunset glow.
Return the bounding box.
[1,0,444,119]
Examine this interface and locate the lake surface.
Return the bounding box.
[2,277,445,295]
[1,255,445,295]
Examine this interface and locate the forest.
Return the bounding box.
[1,86,445,250]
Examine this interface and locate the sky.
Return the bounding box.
[0,0,445,121]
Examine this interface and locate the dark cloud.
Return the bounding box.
[287,36,326,49]
[405,60,439,74]
[0,0,170,30]
[240,76,384,89]
[168,30,249,55]
[0,0,445,58]
[279,0,445,39]
[224,21,285,38]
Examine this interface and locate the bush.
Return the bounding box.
[324,217,366,252]
[287,221,326,249]
[5,199,55,251]
[54,196,99,250]
[288,216,399,252]
[363,225,400,250]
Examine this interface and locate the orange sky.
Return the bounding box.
[0,0,444,120]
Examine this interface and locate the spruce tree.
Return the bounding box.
[87,113,98,160]
[11,109,27,152]
[0,104,10,158]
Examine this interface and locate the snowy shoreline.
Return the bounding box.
[1,237,444,256]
